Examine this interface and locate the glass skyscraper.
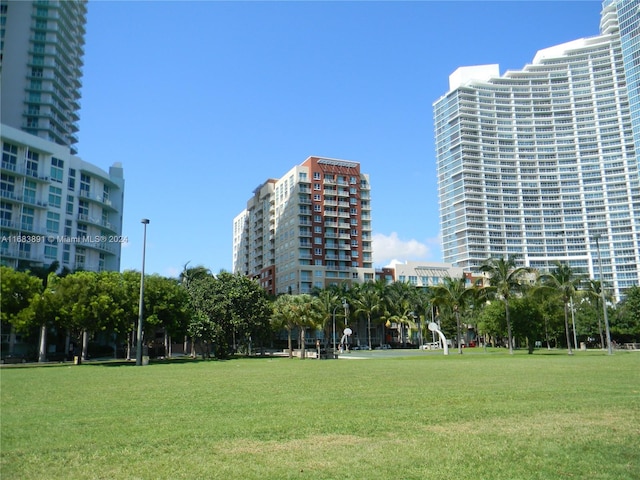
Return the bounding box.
[433,0,639,301]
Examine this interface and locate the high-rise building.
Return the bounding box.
[233,156,374,295]
[1,0,125,272]
[1,0,86,153]
[433,0,640,301]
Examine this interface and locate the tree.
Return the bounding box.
[510,297,544,354]
[613,286,640,342]
[350,282,381,350]
[479,256,531,354]
[431,275,476,354]
[538,261,585,355]
[56,271,126,360]
[1,266,43,329]
[21,272,62,362]
[185,271,271,359]
[477,300,506,347]
[312,287,339,347]
[582,279,610,349]
[272,294,298,358]
[142,274,191,357]
[290,294,324,359]
[383,281,416,347]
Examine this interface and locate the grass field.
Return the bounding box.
[1,350,639,480]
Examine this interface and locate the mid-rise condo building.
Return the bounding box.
[433,0,640,301]
[233,156,374,295]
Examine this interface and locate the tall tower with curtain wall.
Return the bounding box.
[433,0,640,301]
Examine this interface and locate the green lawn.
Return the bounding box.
[1,350,639,480]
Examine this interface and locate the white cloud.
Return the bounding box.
[165,266,181,278]
[372,232,441,267]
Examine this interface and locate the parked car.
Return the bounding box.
[421,342,441,350]
[375,344,392,350]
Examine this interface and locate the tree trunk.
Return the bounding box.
[65,330,71,360]
[287,328,293,359]
[81,329,89,360]
[596,299,605,350]
[300,327,306,360]
[38,324,47,363]
[456,311,462,355]
[165,332,171,358]
[563,301,573,355]
[8,326,16,355]
[505,299,514,355]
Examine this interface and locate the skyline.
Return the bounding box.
[76,1,602,277]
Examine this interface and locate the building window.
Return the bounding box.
[314,248,322,255]
[50,158,63,183]
[66,195,74,215]
[46,212,60,234]
[314,183,321,190]
[314,225,322,233]
[313,172,321,180]
[64,220,72,236]
[75,247,86,269]
[314,204,321,212]
[0,174,15,197]
[26,155,39,178]
[80,173,90,196]
[21,207,34,231]
[313,194,321,201]
[68,168,76,191]
[44,245,57,260]
[78,200,88,218]
[2,143,18,170]
[48,186,62,208]
[23,180,37,204]
[0,201,11,224]
[313,215,322,223]
[314,237,322,244]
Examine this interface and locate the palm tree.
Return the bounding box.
[384,281,416,346]
[271,294,297,358]
[583,279,607,350]
[431,275,476,354]
[350,282,381,350]
[290,294,324,359]
[479,256,532,354]
[538,261,585,355]
[311,287,339,347]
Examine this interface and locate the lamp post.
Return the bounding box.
[343,300,349,350]
[136,218,150,366]
[332,304,340,354]
[594,235,613,355]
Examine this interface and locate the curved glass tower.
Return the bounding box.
[433,0,640,301]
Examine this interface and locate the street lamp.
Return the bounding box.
[332,304,340,354]
[136,218,150,366]
[594,234,613,355]
[343,300,349,351]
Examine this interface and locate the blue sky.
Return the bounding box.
[77,0,602,277]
